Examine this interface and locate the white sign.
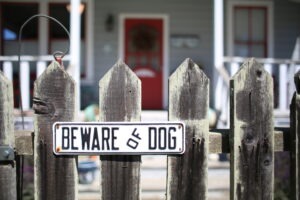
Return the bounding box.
[53,122,185,155]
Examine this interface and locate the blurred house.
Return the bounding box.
[0,0,300,126]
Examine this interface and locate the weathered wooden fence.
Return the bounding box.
[0,57,299,199]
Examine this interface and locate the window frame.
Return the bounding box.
[227,1,274,58]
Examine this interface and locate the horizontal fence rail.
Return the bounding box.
[0,57,300,200]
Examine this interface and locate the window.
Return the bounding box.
[234,6,267,57]
[227,2,273,58]
[1,3,38,41]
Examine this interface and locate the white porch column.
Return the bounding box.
[214,0,224,109]
[214,0,224,68]
[230,62,239,76]
[70,0,81,112]
[37,61,47,78]
[20,62,30,110]
[279,64,288,111]
[3,62,13,81]
[39,1,48,56]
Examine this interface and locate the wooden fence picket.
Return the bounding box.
[230,58,274,199]
[0,71,16,199]
[33,61,77,200]
[290,70,300,199]
[167,58,209,200]
[99,60,141,200]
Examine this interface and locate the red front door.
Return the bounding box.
[124,18,163,109]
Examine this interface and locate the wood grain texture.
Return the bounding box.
[33,61,77,200]
[209,130,230,154]
[0,71,16,199]
[290,70,300,199]
[209,129,287,154]
[99,60,141,200]
[230,58,274,200]
[15,131,33,155]
[167,58,209,200]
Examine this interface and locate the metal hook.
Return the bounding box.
[17,14,70,126]
[53,51,65,66]
[18,14,70,67]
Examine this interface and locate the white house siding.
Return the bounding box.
[274,0,300,58]
[93,0,214,107]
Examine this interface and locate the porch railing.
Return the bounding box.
[215,56,300,127]
[0,55,70,111]
[1,55,299,127]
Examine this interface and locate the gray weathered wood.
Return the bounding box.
[230,58,274,200]
[290,70,300,199]
[15,130,33,155]
[99,60,141,200]
[209,129,287,154]
[209,130,230,154]
[167,58,209,200]
[0,71,16,199]
[33,61,77,200]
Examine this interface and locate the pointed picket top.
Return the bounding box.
[169,58,209,120]
[232,58,272,86]
[36,61,74,83]
[34,61,75,120]
[99,60,141,122]
[230,58,273,123]
[230,58,274,199]
[169,58,208,83]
